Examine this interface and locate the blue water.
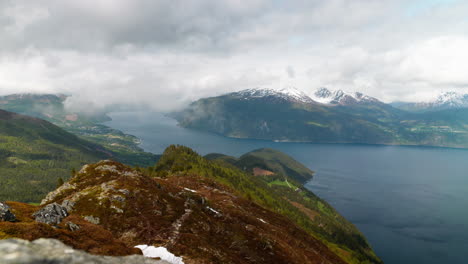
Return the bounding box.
[106,111,468,264]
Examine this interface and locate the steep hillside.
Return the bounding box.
[204,148,380,263]
[0,94,158,166]
[0,109,116,202]
[152,146,381,264]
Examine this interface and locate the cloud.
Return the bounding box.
[0,0,468,111]
[286,66,295,79]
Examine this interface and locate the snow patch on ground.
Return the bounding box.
[183,188,197,193]
[207,207,221,215]
[135,245,185,264]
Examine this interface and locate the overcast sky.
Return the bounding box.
[1,0,468,111]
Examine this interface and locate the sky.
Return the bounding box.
[1,0,468,111]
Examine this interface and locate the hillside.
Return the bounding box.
[0,109,114,202]
[205,148,314,184]
[204,148,379,263]
[0,151,382,263]
[0,94,158,166]
[173,88,468,148]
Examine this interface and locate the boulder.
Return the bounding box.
[33,203,68,225]
[0,238,169,264]
[0,202,16,222]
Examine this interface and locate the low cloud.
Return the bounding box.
[1,0,468,111]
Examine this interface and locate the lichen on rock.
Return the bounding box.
[33,203,68,225]
[84,215,100,225]
[0,238,169,264]
[0,202,16,222]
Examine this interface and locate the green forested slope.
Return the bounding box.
[0,109,109,202]
[0,94,158,166]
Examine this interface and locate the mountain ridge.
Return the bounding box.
[173,87,468,149]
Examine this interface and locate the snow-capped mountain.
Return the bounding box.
[231,87,315,104]
[393,91,468,112]
[312,87,379,105]
[432,92,468,108]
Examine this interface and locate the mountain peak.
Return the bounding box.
[312,88,378,105]
[396,91,468,112]
[433,91,467,107]
[231,87,315,104]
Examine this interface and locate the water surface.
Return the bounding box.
[106,111,468,264]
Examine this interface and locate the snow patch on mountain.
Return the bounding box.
[135,245,184,264]
[232,87,315,104]
[432,91,468,108]
[312,87,378,105]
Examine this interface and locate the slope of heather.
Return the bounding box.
[29,158,349,264]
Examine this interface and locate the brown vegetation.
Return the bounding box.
[253,167,275,176]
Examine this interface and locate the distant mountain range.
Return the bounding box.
[392,91,468,112]
[173,87,468,148]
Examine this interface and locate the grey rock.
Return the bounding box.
[62,200,75,212]
[0,238,170,264]
[0,202,16,222]
[33,203,68,225]
[84,215,100,225]
[66,221,80,232]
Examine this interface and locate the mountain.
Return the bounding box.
[393,91,468,112]
[0,109,114,202]
[230,87,316,104]
[312,88,381,106]
[172,87,404,144]
[1,147,382,263]
[0,93,159,167]
[173,87,468,148]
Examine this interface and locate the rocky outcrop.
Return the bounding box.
[0,202,16,222]
[33,203,68,225]
[0,238,169,264]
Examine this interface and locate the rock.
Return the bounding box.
[33,203,68,225]
[84,215,100,225]
[61,200,75,212]
[0,238,170,264]
[41,182,76,205]
[66,222,80,232]
[0,202,16,222]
